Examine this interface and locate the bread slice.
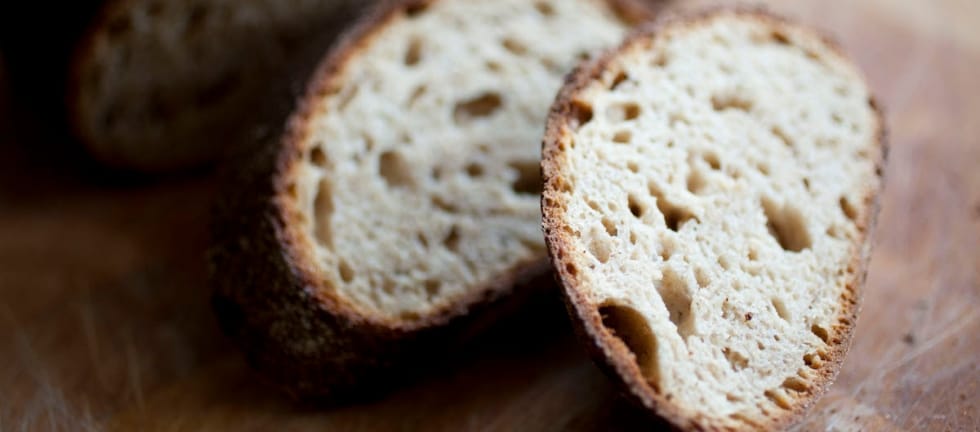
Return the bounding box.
[69,0,368,172]
[541,9,886,430]
[210,0,650,399]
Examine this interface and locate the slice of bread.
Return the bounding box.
[210,0,650,399]
[541,9,886,430]
[70,0,369,172]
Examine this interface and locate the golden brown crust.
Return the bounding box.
[541,8,887,431]
[211,0,653,400]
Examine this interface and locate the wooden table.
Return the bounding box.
[2,0,977,430]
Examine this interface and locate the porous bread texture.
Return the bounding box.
[543,11,884,430]
[287,0,633,322]
[72,0,364,171]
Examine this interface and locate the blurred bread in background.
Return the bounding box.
[69,0,371,173]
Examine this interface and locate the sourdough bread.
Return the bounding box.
[70,0,368,172]
[542,9,886,430]
[211,0,650,399]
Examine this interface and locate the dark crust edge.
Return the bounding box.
[210,0,653,401]
[66,0,136,170]
[540,7,888,431]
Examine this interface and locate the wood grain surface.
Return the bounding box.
[1,0,978,430]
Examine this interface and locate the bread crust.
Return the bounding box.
[541,8,887,431]
[67,0,368,173]
[210,0,654,400]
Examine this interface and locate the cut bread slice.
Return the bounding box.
[210,0,651,399]
[541,9,886,430]
[70,0,369,172]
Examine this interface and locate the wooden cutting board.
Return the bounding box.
[1,0,977,430]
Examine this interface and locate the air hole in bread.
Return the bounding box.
[659,240,673,262]
[723,347,749,371]
[338,260,355,283]
[454,92,503,123]
[432,195,457,213]
[748,247,760,261]
[612,130,632,144]
[762,197,812,252]
[765,389,792,410]
[627,161,639,173]
[486,60,502,72]
[610,71,629,91]
[610,102,641,122]
[465,163,484,177]
[811,324,830,344]
[314,179,334,249]
[652,51,669,67]
[782,377,808,393]
[802,177,811,191]
[602,217,618,237]
[405,38,423,66]
[379,151,414,188]
[443,226,461,252]
[686,168,707,194]
[589,235,612,263]
[629,231,638,245]
[309,147,327,167]
[839,196,858,222]
[569,101,592,132]
[695,268,711,288]
[404,1,428,17]
[658,268,693,339]
[702,152,721,170]
[502,38,528,56]
[649,183,697,231]
[540,57,561,74]
[772,298,790,321]
[831,112,844,125]
[534,1,555,16]
[565,263,578,276]
[598,303,661,390]
[771,126,793,147]
[628,194,644,218]
[711,93,753,112]
[424,279,441,298]
[408,85,427,106]
[382,279,397,295]
[509,161,542,195]
[569,101,594,131]
[669,112,689,127]
[771,31,791,45]
[755,162,770,175]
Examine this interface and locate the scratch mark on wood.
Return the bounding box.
[78,300,109,392]
[125,332,146,415]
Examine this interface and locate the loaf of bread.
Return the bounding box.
[70,0,369,172]
[541,9,886,430]
[210,0,650,400]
